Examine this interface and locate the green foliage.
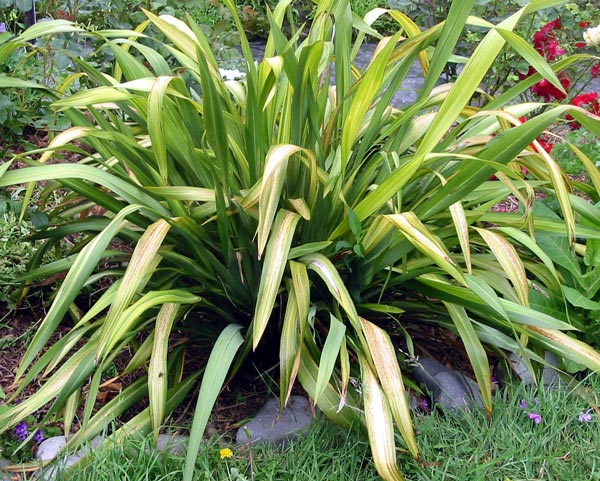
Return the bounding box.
[48,418,379,481]
[0,190,50,308]
[0,406,61,464]
[1,1,600,480]
[390,0,598,95]
[552,129,600,175]
[405,379,600,479]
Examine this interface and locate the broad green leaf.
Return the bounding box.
[0,342,97,430]
[301,253,361,331]
[297,347,358,428]
[147,76,175,183]
[253,210,301,349]
[258,145,304,257]
[562,286,600,310]
[97,219,172,360]
[419,0,475,95]
[361,319,418,460]
[536,231,582,279]
[280,288,302,407]
[0,75,47,89]
[445,303,493,416]
[450,200,472,274]
[148,303,180,436]
[0,165,169,216]
[97,290,199,362]
[314,314,346,404]
[495,28,565,94]
[340,32,402,170]
[183,325,243,481]
[475,227,528,306]
[416,6,523,159]
[529,326,600,372]
[386,213,466,284]
[14,204,141,377]
[361,360,405,481]
[465,274,509,320]
[497,227,561,290]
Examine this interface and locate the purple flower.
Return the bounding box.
[417,398,430,412]
[579,411,593,422]
[33,429,45,443]
[0,23,5,33]
[528,412,542,424]
[519,400,527,409]
[13,422,28,442]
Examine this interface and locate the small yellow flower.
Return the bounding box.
[219,447,233,460]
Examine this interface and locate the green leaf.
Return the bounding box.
[361,319,418,460]
[148,303,180,436]
[361,360,405,481]
[253,210,301,349]
[15,204,141,377]
[562,286,600,311]
[465,274,509,320]
[314,314,346,404]
[445,303,493,416]
[183,325,243,481]
[475,227,529,306]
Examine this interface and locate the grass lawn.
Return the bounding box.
[37,376,600,481]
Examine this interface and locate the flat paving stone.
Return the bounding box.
[155,433,188,456]
[413,357,484,411]
[509,351,560,386]
[236,395,315,445]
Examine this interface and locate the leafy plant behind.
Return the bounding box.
[1,1,600,480]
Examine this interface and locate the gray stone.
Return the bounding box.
[37,436,67,462]
[37,435,104,481]
[0,458,13,481]
[509,351,560,386]
[413,357,484,411]
[236,396,315,445]
[155,434,188,457]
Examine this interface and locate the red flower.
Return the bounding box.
[575,42,587,48]
[532,18,565,61]
[592,62,600,78]
[579,21,592,28]
[567,92,600,129]
[531,73,571,101]
[537,140,554,153]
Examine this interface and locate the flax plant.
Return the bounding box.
[2,1,600,480]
